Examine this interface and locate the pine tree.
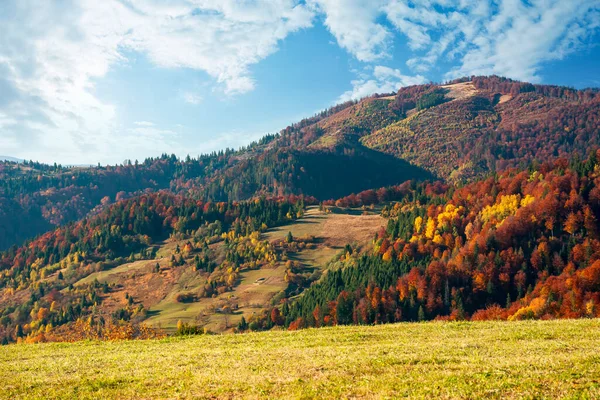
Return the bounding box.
[417,305,425,322]
[238,316,248,331]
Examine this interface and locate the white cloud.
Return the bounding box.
[182,92,203,105]
[338,66,427,102]
[312,0,599,82]
[307,0,391,61]
[121,0,314,94]
[382,0,600,81]
[134,121,155,127]
[0,0,314,164]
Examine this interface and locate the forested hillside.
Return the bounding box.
[1,76,600,343]
[0,193,308,343]
[1,76,597,251]
[362,76,600,180]
[281,152,600,328]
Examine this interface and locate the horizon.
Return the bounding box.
[1,0,599,165]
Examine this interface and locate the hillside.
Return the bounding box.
[361,77,600,180]
[2,319,599,399]
[1,76,600,344]
[1,76,597,251]
[73,206,384,333]
[0,195,390,340]
[286,153,600,328]
[3,151,600,344]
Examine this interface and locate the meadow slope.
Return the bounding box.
[1,319,599,399]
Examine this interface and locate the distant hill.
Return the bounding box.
[0,156,23,163]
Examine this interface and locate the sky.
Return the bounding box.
[0,0,599,165]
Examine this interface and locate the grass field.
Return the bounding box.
[264,206,384,268]
[2,319,599,399]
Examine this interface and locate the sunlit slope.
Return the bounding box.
[72,207,385,333]
[2,319,599,399]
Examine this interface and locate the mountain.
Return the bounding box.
[1,76,598,252]
[1,76,600,343]
[286,153,600,327]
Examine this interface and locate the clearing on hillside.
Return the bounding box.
[73,206,385,333]
[440,81,480,101]
[2,319,599,399]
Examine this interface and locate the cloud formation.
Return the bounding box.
[315,0,600,82]
[338,66,427,101]
[307,0,390,62]
[0,0,314,163]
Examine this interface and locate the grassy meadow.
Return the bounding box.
[1,319,600,399]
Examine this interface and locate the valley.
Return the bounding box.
[2,3,599,398]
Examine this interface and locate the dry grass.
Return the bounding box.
[440,81,480,101]
[1,319,599,399]
[264,207,384,271]
[498,94,513,104]
[265,207,384,250]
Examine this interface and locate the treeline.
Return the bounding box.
[181,147,432,202]
[471,75,599,102]
[323,179,449,208]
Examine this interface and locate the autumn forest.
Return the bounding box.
[1,76,600,345]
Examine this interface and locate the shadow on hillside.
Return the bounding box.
[293,144,436,200]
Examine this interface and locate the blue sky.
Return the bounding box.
[0,0,599,165]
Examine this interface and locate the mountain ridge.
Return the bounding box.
[1,75,600,343]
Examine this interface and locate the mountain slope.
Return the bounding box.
[1,76,597,251]
[286,152,600,328]
[1,76,600,343]
[362,77,600,180]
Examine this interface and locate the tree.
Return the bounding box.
[270,308,283,326]
[564,212,580,235]
[417,305,425,322]
[238,316,248,331]
[286,231,293,244]
[312,305,322,328]
[15,324,23,338]
[335,291,353,325]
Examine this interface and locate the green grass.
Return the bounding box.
[2,319,600,399]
